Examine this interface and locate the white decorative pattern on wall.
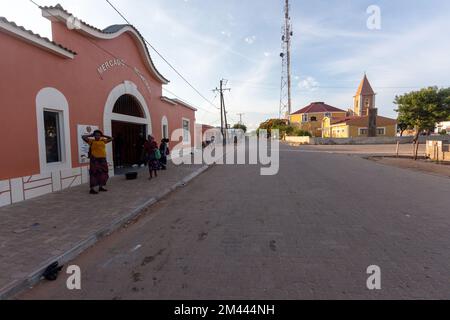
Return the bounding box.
[0,166,89,208]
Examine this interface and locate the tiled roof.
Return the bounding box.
[291,102,346,115]
[0,16,77,55]
[161,97,197,111]
[331,116,360,125]
[40,4,106,34]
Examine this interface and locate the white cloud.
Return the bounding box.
[221,30,231,37]
[244,35,256,44]
[298,76,319,91]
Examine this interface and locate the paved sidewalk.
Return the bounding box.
[0,161,207,299]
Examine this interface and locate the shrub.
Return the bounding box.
[292,128,312,137]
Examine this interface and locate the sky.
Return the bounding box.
[2,0,450,130]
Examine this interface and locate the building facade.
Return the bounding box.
[289,102,347,137]
[0,5,197,207]
[435,121,450,134]
[321,74,397,138]
[322,115,398,138]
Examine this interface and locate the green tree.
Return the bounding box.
[394,86,450,159]
[396,118,411,137]
[232,123,247,133]
[257,119,294,139]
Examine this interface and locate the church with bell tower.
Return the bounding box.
[353,73,376,116]
[320,73,398,138]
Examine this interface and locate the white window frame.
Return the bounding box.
[161,116,169,139]
[36,87,72,174]
[358,127,369,136]
[376,127,386,135]
[43,109,63,163]
[302,114,308,122]
[182,118,191,145]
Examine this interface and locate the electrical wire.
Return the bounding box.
[105,0,219,111]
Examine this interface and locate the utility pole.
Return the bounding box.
[279,0,293,120]
[213,79,231,145]
[237,113,245,125]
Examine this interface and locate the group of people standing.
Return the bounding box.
[143,135,170,179]
[82,131,170,195]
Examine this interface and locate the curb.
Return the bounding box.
[0,164,210,300]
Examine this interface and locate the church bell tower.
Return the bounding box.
[354,74,376,116]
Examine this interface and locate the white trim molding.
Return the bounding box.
[182,117,191,145]
[161,96,177,106]
[0,17,75,59]
[103,81,152,174]
[36,87,72,174]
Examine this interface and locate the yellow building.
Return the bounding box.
[322,115,398,138]
[289,102,347,137]
[321,74,398,138]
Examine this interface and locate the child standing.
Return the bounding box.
[159,138,170,170]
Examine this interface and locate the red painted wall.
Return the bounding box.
[0,20,195,180]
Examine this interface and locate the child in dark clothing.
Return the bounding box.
[159,139,170,170]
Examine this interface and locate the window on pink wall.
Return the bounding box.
[182,119,190,143]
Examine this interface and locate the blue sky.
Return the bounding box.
[3,0,450,129]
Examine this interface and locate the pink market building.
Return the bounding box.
[0,5,197,207]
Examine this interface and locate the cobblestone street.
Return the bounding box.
[19,143,450,299]
[0,157,204,298]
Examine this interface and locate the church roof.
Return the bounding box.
[291,102,346,115]
[355,74,375,96]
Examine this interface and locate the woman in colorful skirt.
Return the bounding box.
[82,130,113,194]
[144,135,160,180]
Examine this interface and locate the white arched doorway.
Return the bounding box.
[103,81,152,175]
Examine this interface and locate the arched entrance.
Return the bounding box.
[111,94,147,170]
[103,81,152,175]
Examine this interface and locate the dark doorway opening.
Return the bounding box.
[110,94,147,174]
[112,121,147,173]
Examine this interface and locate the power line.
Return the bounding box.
[162,87,218,116]
[228,79,450,90]
[30,0,219,119]
[104,0,219,111]
[213,79,231,144]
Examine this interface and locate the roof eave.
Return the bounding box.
[0,17,76,59]
[41,5,169,84]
